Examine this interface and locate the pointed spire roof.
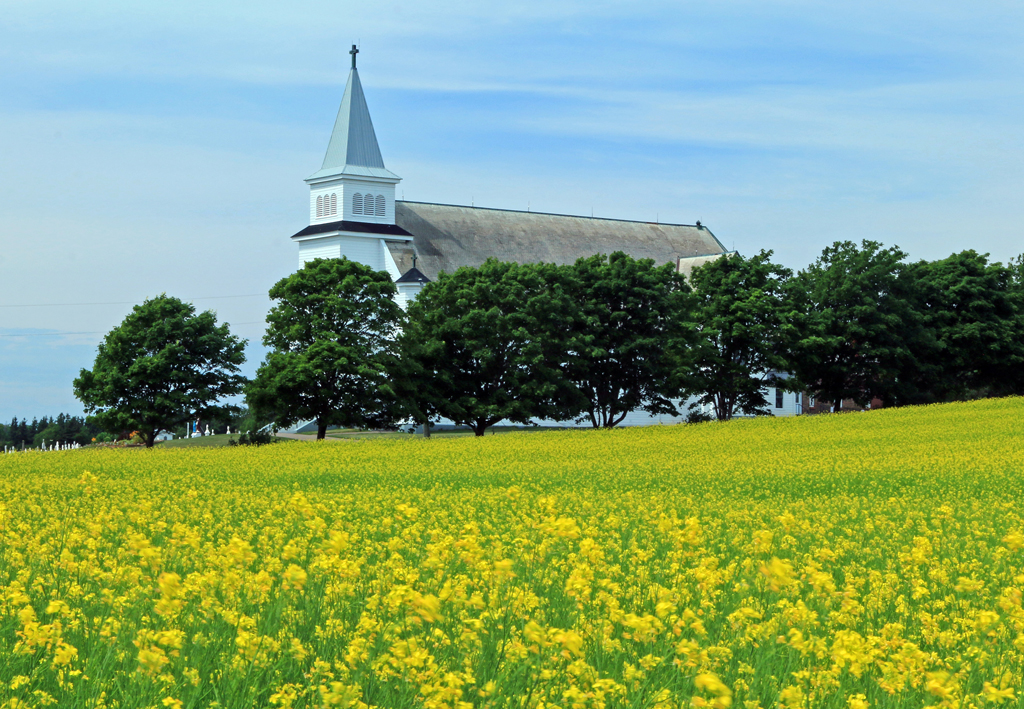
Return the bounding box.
[396,266,430,284]
[306,47,400,182]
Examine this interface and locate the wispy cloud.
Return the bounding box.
[1,0,1022,418]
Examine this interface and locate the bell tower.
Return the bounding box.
[303,45,402,227]
[291,46,415,278]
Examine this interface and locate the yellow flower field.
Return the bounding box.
[2,398,1024,709]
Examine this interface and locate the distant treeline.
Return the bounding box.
[0,414,103,449]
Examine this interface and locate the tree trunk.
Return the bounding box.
[715,392,731,421]
[423,421,431,438]
[604,410,626,428]
[472,422,487,437]
[317,421,328,440]
[144,428,157,448]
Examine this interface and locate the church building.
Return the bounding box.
[287,48,803,423]
[290,47,733,309]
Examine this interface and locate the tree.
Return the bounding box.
[557,252,692,428]
[247,258,404,440]
[401,259,577,436]
[1011,254,1024,290]
[786,240,914,411]
[74,295,247,447]
[33,424,60,449]
[685,251,793,420]
[900,251,1024,402]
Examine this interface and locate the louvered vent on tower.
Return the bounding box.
[375,194,385,217]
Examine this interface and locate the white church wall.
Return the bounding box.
[298,237,342,264]
[617,399,697,427]
[767,387,802,417]
[381,240,402,280]
[309,178,346,223]
[337,235,385,271]
[395,284,425,311]
[298,234,386,271]
[526,396,705,429]
[308,180,397,225]
[340,181,396,224]
[310,187,339,222]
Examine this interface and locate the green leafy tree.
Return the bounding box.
[247,258,404,440]
[686,251,794,420]
[786,240,914,411]
[401,259,578,436]
[900,250,1024,402]
[73,295,247,447]
[1011,254,1024,288]
[33,424,60,449]
[557,252,693,428]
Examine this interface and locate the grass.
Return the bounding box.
[321,424,569,440]
[153,425,572,446]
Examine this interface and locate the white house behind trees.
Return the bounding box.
[284,46,801,430]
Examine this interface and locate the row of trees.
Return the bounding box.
[245,243,1024,437]
[0,414,103,449]
[73,241,1024,444]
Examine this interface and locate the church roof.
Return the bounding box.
[307,66,400,182]
[395,266,430,284]
[291,219,412,239]
[386,201,729,281]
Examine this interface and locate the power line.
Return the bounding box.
[0,321,267,339]
[0,293,269,309]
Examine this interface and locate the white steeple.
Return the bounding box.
[304,46,401,226]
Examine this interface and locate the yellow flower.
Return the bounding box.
[760,557,797,592]
[981,682,1015,704]
[552,629,584,658]
[51,642,78,667]
[319,681,367,708]
[270,684,300,708]
[778,685,804,709]
[693,672,733,709]
[282,564,308,591]
[289,638,309,662]
[137,647,169,676]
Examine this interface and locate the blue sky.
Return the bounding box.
[1,0,1022,421]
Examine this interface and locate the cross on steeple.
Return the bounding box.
[350,44,359,69]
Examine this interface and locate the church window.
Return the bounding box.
[375,194,385,216]
[330,193,337,216]
[353,193,364,215]
[316,195,323,218]
[775,389,783,408]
